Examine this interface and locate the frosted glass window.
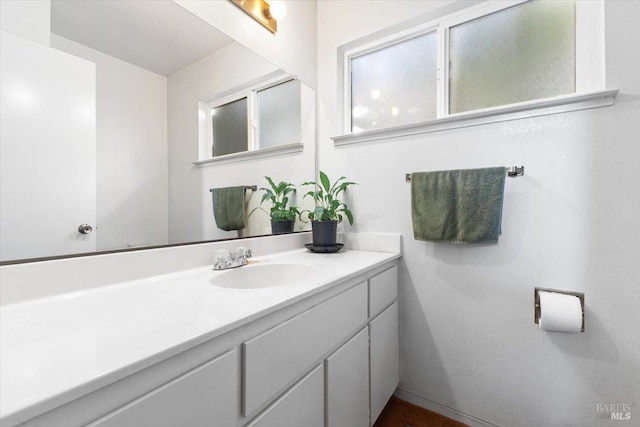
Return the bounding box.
[257,80,301,149]
[212,98,248,157]
[449,0,575,114]
[351,31,437,132]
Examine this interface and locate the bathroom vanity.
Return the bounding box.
[0,234,400,427]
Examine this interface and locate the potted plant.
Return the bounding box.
[253,176,300,235]
[303,171,356,247]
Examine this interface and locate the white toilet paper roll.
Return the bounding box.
[538,291,583,333]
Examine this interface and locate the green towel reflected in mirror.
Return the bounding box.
[211,186,247,232]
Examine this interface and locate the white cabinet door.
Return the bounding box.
[88,350,238,427]
[247,364,324,427]
[0,30,96,261]
[370,302,399,425]
[326,327,370,427]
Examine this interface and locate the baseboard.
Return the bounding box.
[393,388,499,427]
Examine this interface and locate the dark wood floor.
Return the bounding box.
[374,396,469,427]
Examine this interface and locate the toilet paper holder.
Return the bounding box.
[534,287,585,332]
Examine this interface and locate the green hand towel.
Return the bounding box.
[211,186,247,231]
[411,167,507,244]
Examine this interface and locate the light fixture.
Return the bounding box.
[230,0,282,34]
[268,1,287,21]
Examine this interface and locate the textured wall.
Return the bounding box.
[317,1,640,425]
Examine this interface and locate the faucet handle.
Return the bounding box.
[236,247,252,259]
[232,247,252,265]
[214,249,232,270]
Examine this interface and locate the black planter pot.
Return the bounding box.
[271,219,295,235]
[311,220,338,246]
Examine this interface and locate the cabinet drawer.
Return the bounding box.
[88,350,238,427]
[369,266,398,317]
[246,365,324,427]
[243,282,367,416]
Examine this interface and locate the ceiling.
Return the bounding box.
[50,0,234,76]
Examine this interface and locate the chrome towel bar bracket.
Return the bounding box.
[507,166,525,177]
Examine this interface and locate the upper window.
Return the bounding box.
[351,31,438,132]
[343,0,604,134]
[448,0,575,114]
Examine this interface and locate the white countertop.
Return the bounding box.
[0,248,399,424]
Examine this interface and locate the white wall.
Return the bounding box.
[167,42,315,243]
[51,35,169,250]
[173,0,317,89]
[317,1,640,426]
[0,0,50,45]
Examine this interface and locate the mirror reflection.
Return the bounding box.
[0,0,314,263]
[206,77,302,158]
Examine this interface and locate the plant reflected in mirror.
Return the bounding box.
[251,177,303,235]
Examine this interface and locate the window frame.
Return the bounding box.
[195,73,303,165]
[339,0,609,139]
[203,74,296,159]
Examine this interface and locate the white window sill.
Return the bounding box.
[193,143,304,167]
[332,90,619,146]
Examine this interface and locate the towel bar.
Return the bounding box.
[405,166,524,182]
[209,185,257,192]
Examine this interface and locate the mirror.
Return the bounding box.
[0,0,314,263]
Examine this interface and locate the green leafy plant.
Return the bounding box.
[302,171,356,225]
[253,176,300,222]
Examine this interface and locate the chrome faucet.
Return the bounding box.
[213,247,252,270]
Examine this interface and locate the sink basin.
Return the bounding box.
[210,262,321,289]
